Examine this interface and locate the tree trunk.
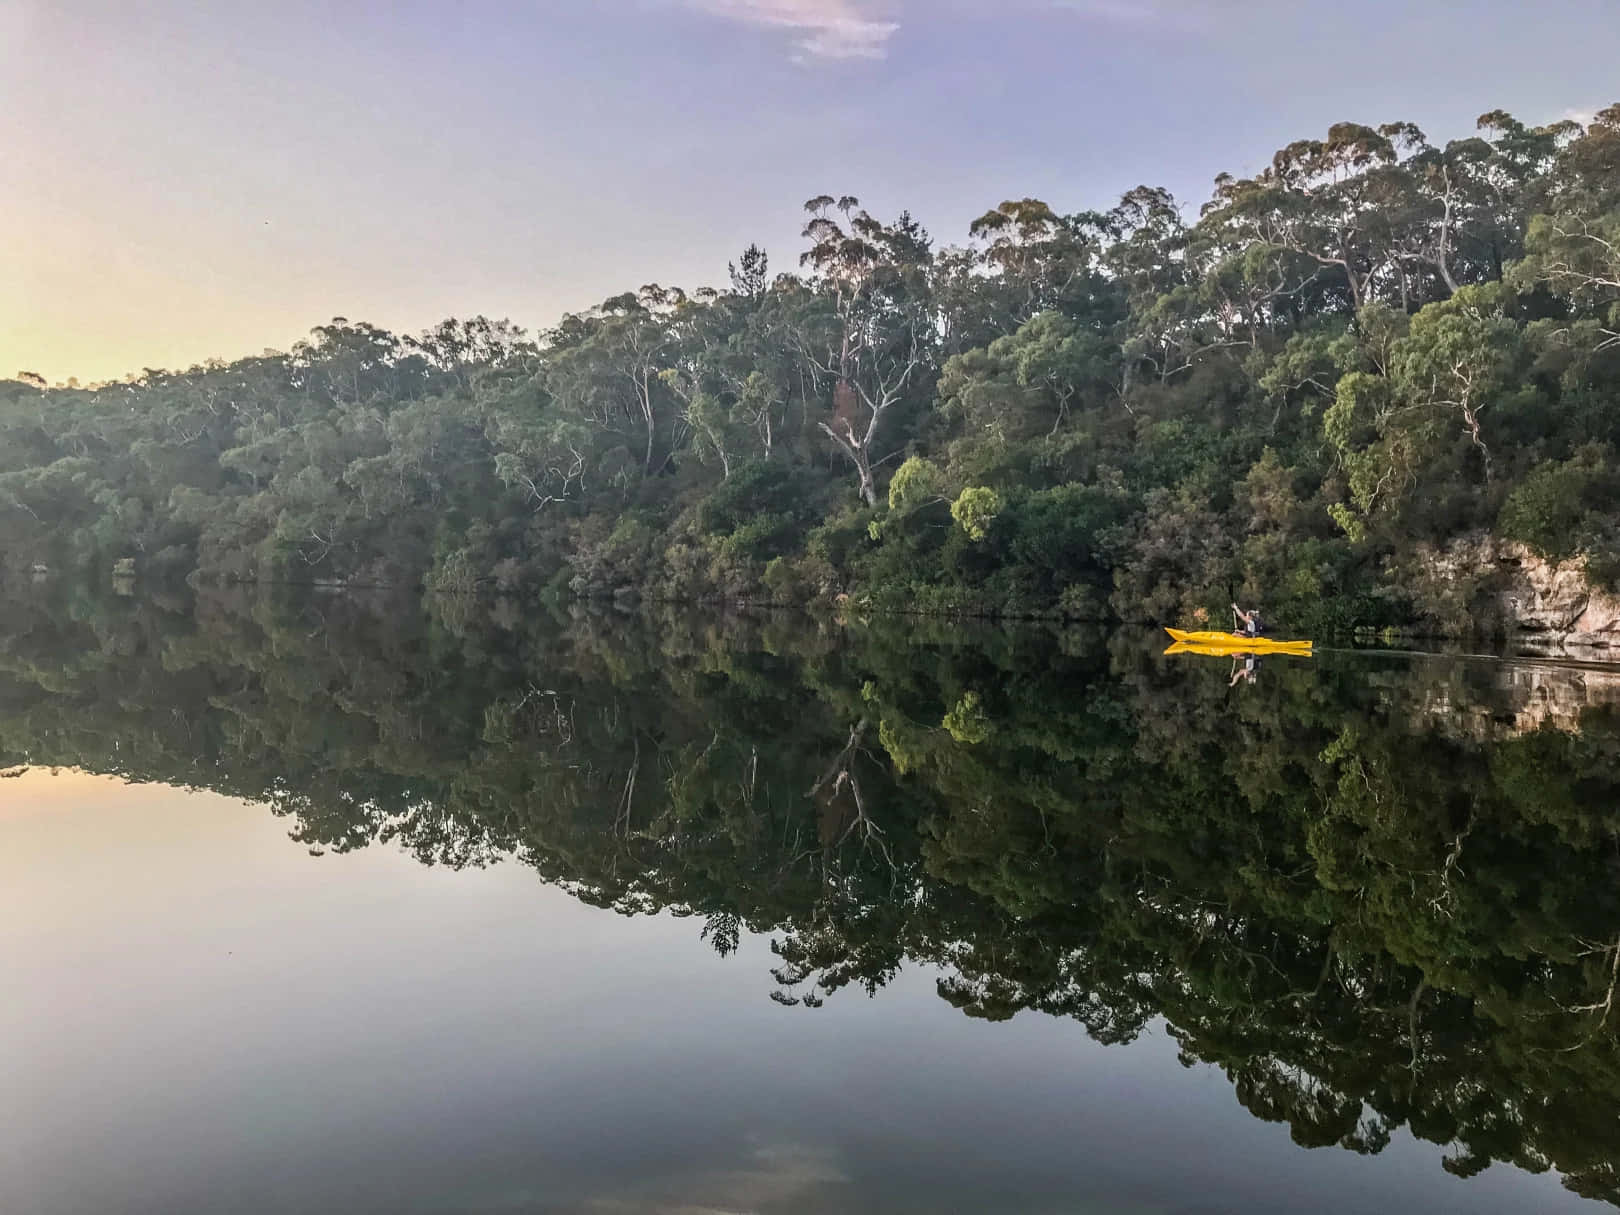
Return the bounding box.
[637,371,656,477]
[818,420,878,507]
[856,460,877,508]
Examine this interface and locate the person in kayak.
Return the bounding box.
[1231,604,1262,638]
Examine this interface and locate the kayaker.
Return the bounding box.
[1231,604,1262,638]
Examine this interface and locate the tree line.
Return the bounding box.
[4,104,1619,629]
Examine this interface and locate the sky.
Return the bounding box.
[4,0,1618,385]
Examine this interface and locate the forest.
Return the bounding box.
[4,105,1619,631]
[3,583,1620,1202]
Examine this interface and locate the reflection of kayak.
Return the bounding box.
[1164,628,1313,655]
[1167,641,1314,658]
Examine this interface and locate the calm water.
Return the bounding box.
[3,587,1618,1213]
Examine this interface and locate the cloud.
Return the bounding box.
[1049,0,1214,31]
[682,0,900,60]
[678,0,1221,61]
[677,0,1231,62]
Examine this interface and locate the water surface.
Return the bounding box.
[3,587,1617,1213]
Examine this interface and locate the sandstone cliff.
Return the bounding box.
[1427,535,1620,656]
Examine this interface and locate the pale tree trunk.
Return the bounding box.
[1434,167,1460,295]
[638,367,656,475]
[855,458,876,507]
[1340,249,1365,310]
[819,416,878,507]
[693,414,731,480]
[819,353,921,509]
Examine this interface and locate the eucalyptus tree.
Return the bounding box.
[544,288,683,482]
[790,194,939,507]
[1517,106,1620,357]
[290,318,414,409]
[966,198,1116,328]
[1198,122,1424,312]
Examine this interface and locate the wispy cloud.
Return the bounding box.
[682,0,900,61]
[1050,0,1214,31]
[678,0,1219,62]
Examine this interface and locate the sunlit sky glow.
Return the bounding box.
[6,0,1618,384]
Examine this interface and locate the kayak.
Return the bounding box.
[1164,628,1313,655]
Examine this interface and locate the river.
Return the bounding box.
[2,585,1616,1213]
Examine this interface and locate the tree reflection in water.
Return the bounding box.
[3,583,1619,1203]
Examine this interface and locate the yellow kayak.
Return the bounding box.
[1164,628,1313,655]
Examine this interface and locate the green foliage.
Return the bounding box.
[10,104,1620,634]
[1498,445,1620,563]
[888,456,945,512]
[426,546,479,593]
[951,487,1002,541]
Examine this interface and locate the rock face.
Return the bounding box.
[1490,542,1620,655]
[1427,534,1620,655]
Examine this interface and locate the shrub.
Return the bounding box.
[951,487,1003,542]
[1498,445,1620,563]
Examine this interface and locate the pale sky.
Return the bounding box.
[6,0,1618,384]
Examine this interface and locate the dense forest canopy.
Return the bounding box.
[6,584,1620,1202]
[6,105,1620,630]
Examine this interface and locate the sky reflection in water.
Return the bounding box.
[2,767,1585,1215]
